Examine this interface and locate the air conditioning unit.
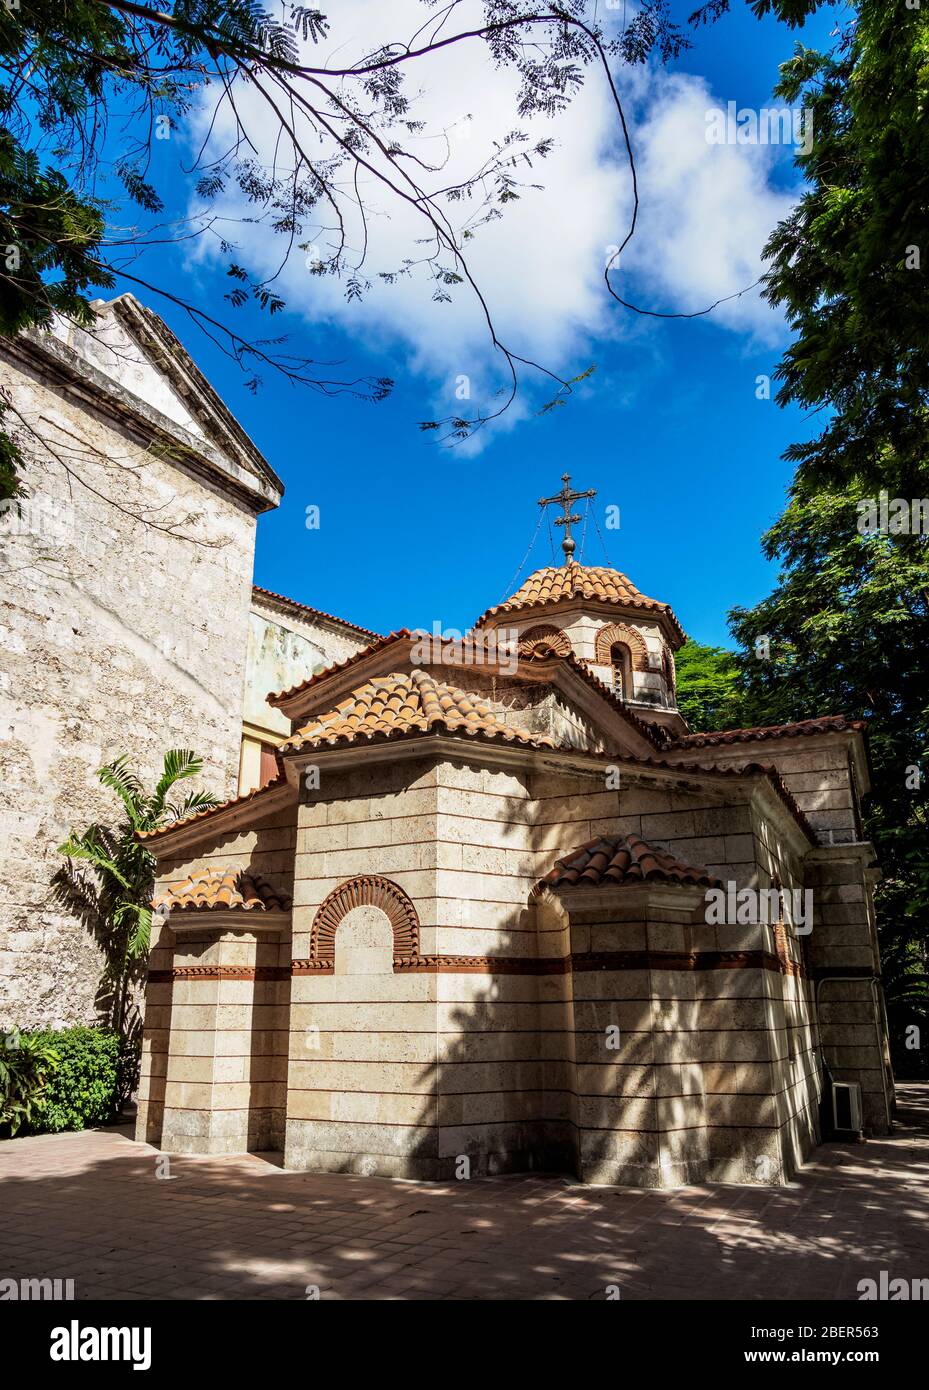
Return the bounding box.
[831,1081,863,1135]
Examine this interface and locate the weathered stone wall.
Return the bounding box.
[0,323,271,1029]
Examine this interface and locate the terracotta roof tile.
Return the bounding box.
[136,771,288,842]
[153,868,291,913]
[667,715,867,750]
[478,562,685,642]
[252,585,380,641]
[281,669,555,752]
[267,629,413,706]
[536,833,723,893]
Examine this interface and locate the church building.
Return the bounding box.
[0,292,891,1188]
[136,481,893,1188]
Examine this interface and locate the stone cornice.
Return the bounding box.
[110,295,283,498]
[480,594,686,649]
[145,779,295,860]
[161,908,290,936]
[2,321,281,514]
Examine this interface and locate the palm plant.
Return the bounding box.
[57,750,220,1042]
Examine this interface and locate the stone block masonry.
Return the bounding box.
[0,296,281,1028]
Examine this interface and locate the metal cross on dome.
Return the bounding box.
[538,473,597,565]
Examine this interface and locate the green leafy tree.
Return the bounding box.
[728,483,929,1073]
[57,750,219,1044]
[674,638,749,733]
[696,0,929,494]
[757,4,929,494]
[689,0,929,1070]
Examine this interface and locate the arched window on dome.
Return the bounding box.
[609,642,633,700]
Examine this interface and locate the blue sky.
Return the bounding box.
[126,2,843,646]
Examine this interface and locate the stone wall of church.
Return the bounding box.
[137,802,297,1153]
[0,355,261,1029]
[287,758,446,1176]
[285,755,589,1178]
[529,768,822,1183]
[279,752,824,1183]
[663,734,893,1135]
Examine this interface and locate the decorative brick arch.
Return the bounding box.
[595,622,649,672]
[310,876,420,960]
[518,623,572,659]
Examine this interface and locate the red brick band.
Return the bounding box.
[148,965,291,982]
[150,949,815,984]
[291,949,808,978]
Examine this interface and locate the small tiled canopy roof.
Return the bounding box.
[280,669,555,752]
[536,833,722,893]
[152,869,291,913]
[478,562,685,643]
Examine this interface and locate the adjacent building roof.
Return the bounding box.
[2,294,284,512]
[478,561,686,644]
[152,868,291,913]
[252,585,380,642]
[280,669,556,752]
[536,833,723,893]
[666,714,867,750]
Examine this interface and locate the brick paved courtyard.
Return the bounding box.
[1,1084,927,1301]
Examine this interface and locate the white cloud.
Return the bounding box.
[185,1,799,425]
[620,73,798,342]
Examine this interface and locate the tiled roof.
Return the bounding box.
[267,629,413,706]
[136,771,288,842]
[536,833,723,893]
[668,715,867,750]
[478,562,685,642]
[252,585,380,641]
[152,868,291,913]
[281,669,555,752]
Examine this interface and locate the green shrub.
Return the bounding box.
[0,1026,137,1137]
[0,1030,60,1136]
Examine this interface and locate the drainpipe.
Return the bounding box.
[814,974,893,1133]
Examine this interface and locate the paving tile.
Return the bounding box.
[0,1087,927,1299]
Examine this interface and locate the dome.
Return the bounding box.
[477,560,684,645]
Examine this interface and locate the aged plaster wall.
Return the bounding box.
[0,351,263,1029]
[240,596,371,772]
[244,600,371,740]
